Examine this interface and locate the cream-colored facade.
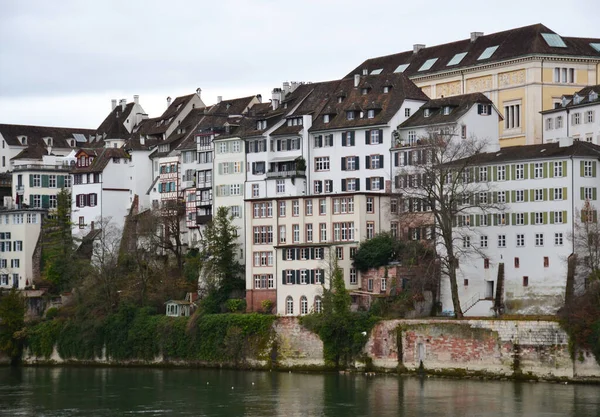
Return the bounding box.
[412,59,600,146]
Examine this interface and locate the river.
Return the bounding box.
[0,367,598,416]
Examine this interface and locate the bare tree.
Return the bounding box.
[573,201,600,291]
[393,128,500,318]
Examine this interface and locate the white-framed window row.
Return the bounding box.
[503,101,521,132]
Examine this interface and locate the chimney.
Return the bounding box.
[271,88,282,110]
[354,74,360,88]
[470,32,484,42]
[167,96,172,107]
[196,87,202,98]
[413,44,426,54]
[133,95,139,105]
[290,81,298,92]
[559,136,574,148]
[120,99,126,111]
[217,96,222,103]
[111,99,117,111]
[257,94,262,103]
[282,82,291,96]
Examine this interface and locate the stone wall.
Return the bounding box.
[272,317,323,368]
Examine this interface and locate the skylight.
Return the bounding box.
[418,58,438,72]
[394,63,410,73]
[447,52,467,66]
[478,46,499,60]
[370,68,383,75]
[542,33,567,48]
[590,43,600,52]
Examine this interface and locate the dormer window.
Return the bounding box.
[443,106,452,115]
[591,91,599,101]
[323,114,330,123]
[346,111,355,120]
[383,86,390,93]
[361,88,369,95]
[70,140,75,147]
[19,136,27,145]
[287,119,292,126]
[573,94,581,105]
[256,120,267,130]
[424,109,431,118]
[367,109,375,119]
[44,137,53,146]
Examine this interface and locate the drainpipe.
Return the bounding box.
[570,153,575,255]
[541,59,544,144]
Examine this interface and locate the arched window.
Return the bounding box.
[300,296,308,315]
[286,296,294,315]
[314,296,322,314]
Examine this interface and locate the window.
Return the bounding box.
[346,111,355,120]
[369,177,382,191]
[48,175,57,188]
[461,125,467,139]
[286,296,293,315]
[292,200,300,216]
[479,167,488,182]
[534,189,543,201]
[293,225,300,243]
[554,211,564,224]
[554,188,563,200]
[516,234,525,247]
[381,277,387,292]
[555,232,563,246]
[553,66,574,83]
[333,222,355,242]
[336,247,343,260]
[315,157,330,171]
[504,103,521,129]
[407,130,417,145]
[32,174,41,187]
[405,108,411,117]
[515,164,524,180]
[484,258,490,269]
[320,223,327,242]
[14,241,23,251]
[252,184,259,197]
[300,296,308,315]
[319,199,326,215]
[276,180,285,194]
[515,213,525,225]
[305,199,313,215]
[325,180,333,193]
[299,270,308,284]
[583,161,594,177]
[253,226,273,244]
[554,161,563,177]
[535,233,544,247]
[534,212,544,225]
[534,163,543,179]
[367,109,375,119]
[349,268,357,285]
[586,110,595,124]
[279,225,286,244]
[306,224,313,242]
[366,222,374,239]
[480,235,488,248]
[546,117,554,130]
[463,236,471,248]
[366,197,374,213]
[498,235,506,248]
[367,278,374,292]
[315,296,322,313]
[478,45,499,60]
[523,276,529,287]
[556,116,563,128]
[572,113,581,125]
[515,190,524,202]
[497,191,506,203]
[368,130,381,144]
[314,181,322,194]
[32,195,41,208]
[418,58,438,71]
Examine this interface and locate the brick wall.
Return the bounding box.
[246,289,276,313]
[272,317,323,368]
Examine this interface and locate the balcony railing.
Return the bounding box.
[181,180,195,190]
[13,164,72,172]
[197,199,212,207]
[265,169,306,179]
[196,214,213,225]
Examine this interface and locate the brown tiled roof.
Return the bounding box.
[72,147,130,173]
[453,141,600,166]
[95,103,134,139]
[160,94,195,119]
[0,123,93,148]
[238,103,286,138]
[309,73,428,132]
[10,146,53,161]
[399,93,494,128]
[344,24,600,79]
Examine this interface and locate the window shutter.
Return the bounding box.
[530,212,535,225]
[379,177,384,188]
[549,188,554,201]
[562,210,567,222]
[543,212,548,224]
[528,163,533,179]
[511,213,516,225]
[378,129,383,141]
[562,161,567,176]
[511,190,516,202]
[487,105,492,115]
[380,155,384,168]
[85,194,90,207]
[58,175,65,188]
[41,175,49,187]
[580,161,584,177]
[282,271,286,285]
[394,176,400,188]
[366,155,371,169]
[408,151,413,165]
[549,165,554,178]
[355,179,360,191]
[477,104,483,114]
[310,270,315,284]
[529,189,534,201]
[29,175,34,187]
[580,187,584,200]
[524,190,529,202]
[543,162,548,178]
[511,164,516,180]
[365,131,370,144]
[355,156,360,167]
[282,250,286,260]
[394,152,399,167]
[593,161,597,177]
[476,215,481,226]
[493,166,497,181]
[341,157,346,171]
[594,188,597,200]
[487,214,492,225]
[550,211,555,224]
[218,163,223,175]
[341,179,347,192]
[342,134,347,147]
[543,189,548,201]
[366,178,371,190]
[349,132,354,146]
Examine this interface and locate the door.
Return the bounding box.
[485,281,494,299]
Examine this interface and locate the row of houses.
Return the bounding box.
[0,23,599,317]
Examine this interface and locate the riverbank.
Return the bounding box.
[14,317,600,383]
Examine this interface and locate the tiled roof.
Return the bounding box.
[72,147,130,173]
[541,84,600,114]
[10,146,53,161]
[399,93,494,128]
[0,123,93,148]
[95,102,134,139]
[454,141,600,166]
[309,73,428,132]
[345,24,600,79]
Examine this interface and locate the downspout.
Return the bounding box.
[541,59,544,143]
[461,71,465,95]
[570,153,575,255]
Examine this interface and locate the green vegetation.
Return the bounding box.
[301,265,378,368]
[0,290,26,361]
[352,232,398,272]
[24,306,275,364]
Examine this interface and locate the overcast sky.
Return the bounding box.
[0,0,598,129]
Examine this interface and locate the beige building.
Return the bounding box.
[346,24,600,147]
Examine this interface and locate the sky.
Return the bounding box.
[0,0,598,129]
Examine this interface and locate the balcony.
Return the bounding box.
[196,180,212,189]
[265,169,306,179]
[181,180,195,190]
[16,185,24,195]
[197,199,212,207]
[196,214,213,225]
[13,164,72,172]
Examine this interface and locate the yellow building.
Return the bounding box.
[346,24,600,146]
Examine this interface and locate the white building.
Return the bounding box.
[0,208,46,289]
[542,85,600,145]
[445,138,600,316]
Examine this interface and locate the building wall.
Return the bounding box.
[543,102,600,145]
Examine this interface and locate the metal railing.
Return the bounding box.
[265,169,306,179]
[13,164,72,171]
[462,292,480,313]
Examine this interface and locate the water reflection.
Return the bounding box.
[0,367,598,416]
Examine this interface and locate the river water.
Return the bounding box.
[0,367,598,416]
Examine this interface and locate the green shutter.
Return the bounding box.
[512,213,516,225]
[476,215,481,226]
[549,163,554,178]
[562,161,567,177]
[505,191,510,203]
[511,190,516,202]
[594,188,597,201]
[487,214,492,225]
[487,166,491,181]
[29,175,34,187]
[511,164,516,180]
[550,211,555,224]
[526,163,531,179]
[524,213,529,225]
[41,175,49,187]
[493,166,498,181]
[470,215,475,226]
[563,210,568,224]
[581,187,585,200]
[524,190,529,202]
[493,215,498,226]
[493,191,498,203]
[543,188,548,201]
[593,161,597,177]
[563,187,567,199]
[529,189,534,201]
[543,162,548,178]
[549,188,554,201]
[41,195,50,208]
[543,212,548,224]
[580,161,585,177]
[57,175,65,188]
